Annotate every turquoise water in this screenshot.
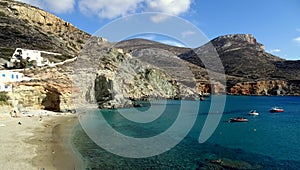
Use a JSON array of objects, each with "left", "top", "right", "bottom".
[{"left": 72, "top": 96, "right": 300, "bottom": 169}]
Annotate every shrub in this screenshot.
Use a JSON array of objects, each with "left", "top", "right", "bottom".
[
  {"left": 77, "top": 39, "right": 84, "bottom": 44},
  {"left": 0, "top": 92, "right": 9, "bottom": 104},
  {"left": 0, "top": 2, "right": 8, "bottom": 6},
  {"left": 0, "top": 11, "right": 6, "bottom": 17}
]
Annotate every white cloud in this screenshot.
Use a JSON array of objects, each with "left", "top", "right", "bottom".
[
  {"left": 181, "top": 31, "right": 195, "bottom": 38},
  {"left": 146, "top": 0, "right": 192, "bottom": 22},
  {"left": 269, "top": 49, "right": 281, "bottom": 53},
  {"left": 18, "top": 0, "right": 75, "bottom": 13},
  {"left": 19, "top": 0, "right": 192, "bottom": 21},
  {"left": 150, "top": 14, "right": 170, "bottom": 23},
  {"left": 78, "top": 0, "right": 192, "bottom": 21},
  {"left": 146, "top": 0, "right": 191, "bottom": 15},
  {"left": 293, "top": 37, "right": 300, "bottom": 44},
  {"left": 79, "top": 0, "right": 144, "bottom": 19}
]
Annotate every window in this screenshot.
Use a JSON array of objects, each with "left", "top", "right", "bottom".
[
  {"left": 16, "top": 75, "right": 18, "bottom": 79},
  {"left": 11, "top": 74, "right": 14, "bottom": 79},
  {"left": 2, "top": 74, "right": 5, "bottom": 77},
  {"left": 5, "top": 85, "right": 9, "bottom": 89}
]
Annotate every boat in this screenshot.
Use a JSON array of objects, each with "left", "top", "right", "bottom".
[
  {"left": 269, "top": 107, "right": 284, "bottom": 113},
  {"left": 228, "top": 117, "right": 248, "bottom": 122},
  {"left": 248, "top": 110, "right": 259, "bottom": 116}
]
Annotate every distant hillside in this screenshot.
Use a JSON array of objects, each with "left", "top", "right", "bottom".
[
  {"left": 115, "top": 38, "right": 190, "bottom": 55},
  {"left": 0, "top": 0, "right": 90, "bottom": 61},
  {"left": 180, "top": 34, "right": 300, "bottom": 84},
  {"left": 115, "top": 38, "right": 212, "bottom": 92},
  {"left": 117, "top": 34, "right": 300, "bottom": 95}
]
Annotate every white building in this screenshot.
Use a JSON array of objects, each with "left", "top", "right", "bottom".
[
  {"left": 0, "top": 82, "right": 12, "bottom": 92},
  {"left": 0, "top": 70, "right": 31, "bottom": 92},
  {"left": 8, "top": 48, "right": 62, "bottom": 67}
]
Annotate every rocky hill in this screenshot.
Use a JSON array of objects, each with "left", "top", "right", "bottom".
[
  {"left": 75, "top": 39, "right": 199, "bottom": 109},
  {"left": 0, "top": 0, "right": 90, "bottom": 61},
  {"left": 117, "top": 34, "right": 300, "bottom": 95},
  {"left": 1, "top": 0, "right": 300, "bottom": 112},
  {"left": 0, "top": 0, "right": 91, "bottom": 111},
  {"left": 183, "top": 34, "right": 300, "bottom": 95}
]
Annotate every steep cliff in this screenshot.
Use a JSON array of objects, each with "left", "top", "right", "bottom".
[
  {"left": 0, "top": 0, "right": 90, "bottom": 60},
  {"left": 8, "top": 68, "right": 75, "bottom": 112},
  {"left": 75, "top": 41, "right": 199, "bottom": 109}
]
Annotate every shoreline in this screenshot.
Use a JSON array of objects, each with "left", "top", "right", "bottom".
[
  {"left": 50, "top": 116, "right": 85, "bottom": 170},
  {"left": 0, "top": 110, "right": 85, "bottom": 170}
]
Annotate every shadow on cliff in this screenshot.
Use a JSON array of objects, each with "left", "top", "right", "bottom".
[{"left": 42, "top": 90, "right": 61, "bottom": 112}]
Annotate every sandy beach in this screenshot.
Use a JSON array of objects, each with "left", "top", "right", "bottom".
[{"left": 0, "top": 109, "right": 85, "bottom": 170}]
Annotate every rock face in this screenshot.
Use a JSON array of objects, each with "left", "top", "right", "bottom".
[
  {"left": 211, "top": 34, "right": 265, "bottom": 52},
  {"left": 177, "top": 34, "right": 300, "bottom": 94},
  {"left": 8, "top": 81, "right": 74, "bottom": 112},
  {"left": 75, "top": 42, "right": 199, "bottom": 109},
  {"left": 229, "top": 80, "right": 288, "bottom": 95},
  {"left": 0, "top": 0, "right": 90, "bottom": 60}
]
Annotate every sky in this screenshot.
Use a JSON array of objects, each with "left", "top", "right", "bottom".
[{"left": 17, "top": 0, "right": 300, "bottom": 60}]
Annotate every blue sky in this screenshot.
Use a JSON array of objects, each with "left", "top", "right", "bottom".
[{"left": 18, "top": 0, "right": 300, "bottom": 60}]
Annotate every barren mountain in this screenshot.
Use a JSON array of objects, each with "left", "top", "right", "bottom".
[{"left": 117, "top": 34, "right": 300, "bottom": 95}]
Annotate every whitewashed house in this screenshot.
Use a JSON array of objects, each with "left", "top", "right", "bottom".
[
  {"left": 0, "top": 70, "right": 31, "bottom": 92},
  {"left": 0, "top": 82, "right": 12, "bottom": 92},
  {"left": 8, "top": 48, "right": 62, "bottom": 67}
]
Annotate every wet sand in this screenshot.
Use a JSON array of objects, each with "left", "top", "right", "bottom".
[{"left": 0, "top": 112, "right": 85, "bottom": 170}]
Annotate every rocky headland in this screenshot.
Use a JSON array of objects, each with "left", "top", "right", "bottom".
[{"left": 75, "top": 40, "right": 199, "bottom": 109}]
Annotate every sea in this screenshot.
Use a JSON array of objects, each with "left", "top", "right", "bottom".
[{"left": 71, "top": 96, "right": 300, "bottom": 169}]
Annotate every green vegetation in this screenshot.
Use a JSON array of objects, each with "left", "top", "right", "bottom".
[
  {"left": 0, "top": 11, "right": 6, "bottom": 17},
  {"left": 77, "top": 39, "right": 84, "bottom": 44},
  {"left": 0, "top": 92, "right": 9, "bottom": 105},
  {"left": 0, "top": 1, "right": 9, "bottom": 6},
  {"left": 0, "top": 48, "right": 14, "bottom": 60},
  {"left": 43, "top": 53, "right": 74, "bottom": 63},
  {"left": 12, "top": 58, "right": 37, "bottom": 69},
  {"left": 56, "top": 54, "right": 73, "bottom": 60}
]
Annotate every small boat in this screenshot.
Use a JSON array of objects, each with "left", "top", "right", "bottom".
[
  {"left": 248, "top": 110, "right": 259, "bottom": 116},
  {"left": 269, "top": 107, "right": 284, "bottom": 113},
  {"left": 228, "top": 117, "right": 248, "bottom": 122}
]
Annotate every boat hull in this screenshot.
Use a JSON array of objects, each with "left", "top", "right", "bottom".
[
  {"left": 270, "top": 110, "right": 284, "bottom": 113},
  {"left": 229, "top": 118, "right": 248, "bottom": 122}
]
